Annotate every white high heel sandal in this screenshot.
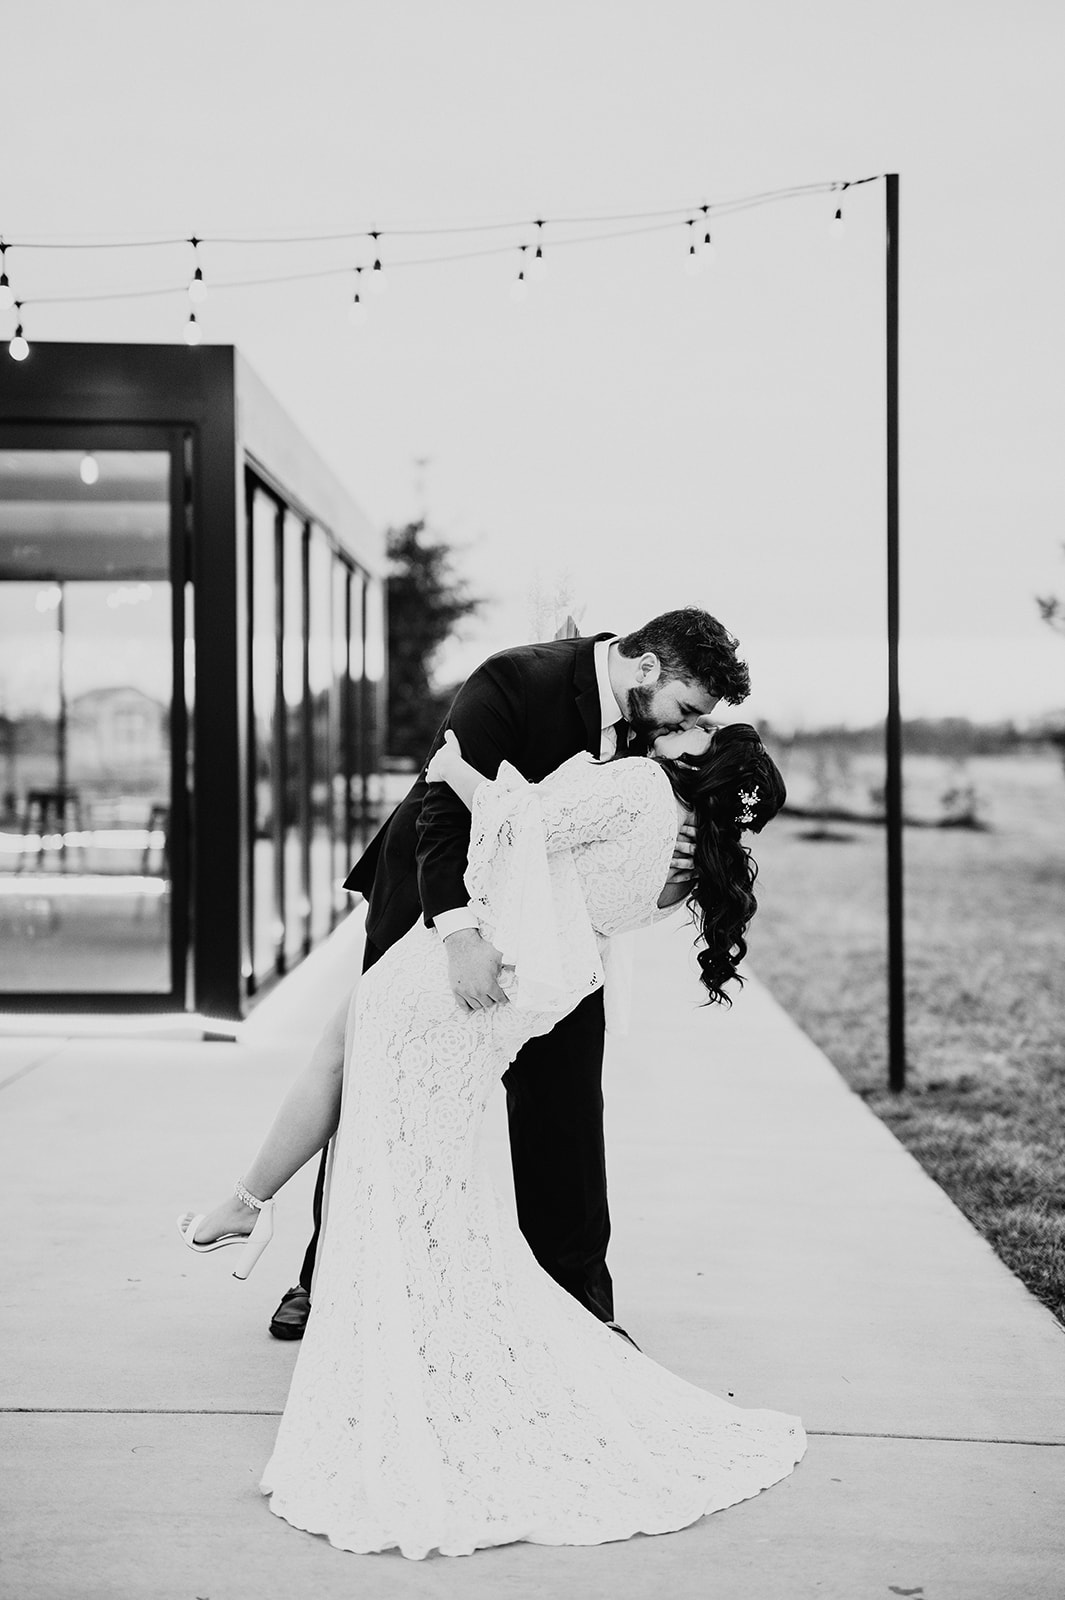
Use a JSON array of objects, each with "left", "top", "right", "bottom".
[{"left": 177, "top": 1179, "right": 275, "bottom": 1279}]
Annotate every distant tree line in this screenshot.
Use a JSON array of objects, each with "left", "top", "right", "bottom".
[{"left": 763, "top": 718, "right": 1057, "bottom": 760}]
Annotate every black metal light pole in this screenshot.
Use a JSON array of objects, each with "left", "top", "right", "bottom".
[{"left": 885, "top": 173, "right": 905, "bottom": 1092}]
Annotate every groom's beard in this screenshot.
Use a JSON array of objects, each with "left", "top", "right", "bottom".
[{"left": 626, "top": 684, "right": 663, "bottom": 742}]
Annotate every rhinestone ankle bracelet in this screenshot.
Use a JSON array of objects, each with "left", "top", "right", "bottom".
[{"left": 234, "top": 1178, "right": 266, "bottom": 1211}]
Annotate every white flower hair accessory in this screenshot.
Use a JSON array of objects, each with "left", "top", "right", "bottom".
[{"left": 737, "top": 785, "right": 760, "bottom": 829}]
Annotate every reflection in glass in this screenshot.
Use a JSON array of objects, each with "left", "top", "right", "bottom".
[
  {"left": 282, "top": 510, "right": 307, "bottom": 968},
  {"left": 308, "top": 527, "right": 333, "bottom": 943},
  {"left": 250, "top": 488, "right": 280, "bottom": 986},
  {"left": 0, "top": 449, "right": 172, "bottom": 992},
  {"left": 348, "top": 570, "right": 367, "bottom": 848},
  {"left": 331, "top": 562, "right": 350, "bottom": 912}
]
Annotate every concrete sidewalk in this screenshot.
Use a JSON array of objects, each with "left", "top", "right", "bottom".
[{"left": 2, "top": 909, "right": 1064, "bottom": 1599}]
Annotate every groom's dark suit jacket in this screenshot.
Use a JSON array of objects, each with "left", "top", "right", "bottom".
[{"left": 344, "top": 632, "right": 615, "bottom": 954}]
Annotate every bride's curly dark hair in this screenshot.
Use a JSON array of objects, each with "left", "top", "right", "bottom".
[{"left": 659, "top": 723, "right": 786, "bottom": 1005}]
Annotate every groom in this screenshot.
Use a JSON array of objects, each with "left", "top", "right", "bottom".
[{"left": 269, "top": 606, "right": 750, "bottom": 1340}]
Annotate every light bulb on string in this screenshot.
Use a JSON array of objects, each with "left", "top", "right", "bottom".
[
  {"left": 348, "top": 266, "right": 367, "bottom": 325},
  {"left": 684, "top": 220, "right": 703, "bottom": 277},
  {"left": 0, "top": 244, "right": 13, "bottom": 312},
  {"left": 183, "top": 310, "right": 202, "bottom": 347},
  {"left": 697, "top": 204, "right": 715, "bottom": 265},
  {"left": 830, "top": 205, "right": 845, "bottom": 239},
  {"left": 9, "top": 305, "right": 28, "bottom": 361},
  {"left": 187, "top": 237, "right": 208, "bottom": 303},
  {"left": 509, "top": 245, "right": 531, "bottom": 302},
  {"left": 529, "top": 221, "right": 547, "bottom": 280},
  {"left": 367, "top": 232, "right": 387, "bottom": 295},
  {"left": 79, "top": 454, "right": 100, "bottom": 486}
]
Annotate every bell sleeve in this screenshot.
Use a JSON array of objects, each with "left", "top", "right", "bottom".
[{"left": 464, "top": 761, "right": 603, "bottom": 1011}]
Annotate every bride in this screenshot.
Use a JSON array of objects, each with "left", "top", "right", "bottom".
[{"left": 178, "top": 720, "right": 805, "bottom": 1559}]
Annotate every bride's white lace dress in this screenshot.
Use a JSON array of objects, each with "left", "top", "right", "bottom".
[{"left": 260, "top": 753, "right": 805, "bottom": 1558}]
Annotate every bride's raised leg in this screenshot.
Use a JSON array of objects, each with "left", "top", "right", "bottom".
[{"left": 181, "top": 989, "right": 352, "bottom": 1248}]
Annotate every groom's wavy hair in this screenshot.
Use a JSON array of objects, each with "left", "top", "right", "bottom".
[
  {"left": 661, "top": 724, "right": 786, "bottom": 1006},
  {"left": 616, "top": 607, "right": 750, "bottom": 705}
]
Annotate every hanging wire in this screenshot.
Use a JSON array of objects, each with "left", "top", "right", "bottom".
[
  {"left": 3, "top": 175, "right": 882, "bottom": 252},
  {"left": 3, "top": 175, "right": 885, "bottom": 327}
]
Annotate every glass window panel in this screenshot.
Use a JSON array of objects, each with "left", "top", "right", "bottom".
[
  {"left": 307, "top": 527, "right": 332, "bottom": 944},
  {"left": 250, "top": 487, "right": 280, "bottom": 986},
  {"left": 282, "top": 511, "right": 307, "bottom": 967},
  {"left": 0, "top": 448, "right": 172, "bottom": 993}
]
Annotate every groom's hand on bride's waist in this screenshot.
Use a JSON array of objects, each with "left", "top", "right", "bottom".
[
  {"left": 657, "top": 822, "right": 698, "bottom": 909},
  {"left": 442, "top": 927, "right": 509, "bottom": 1012}
]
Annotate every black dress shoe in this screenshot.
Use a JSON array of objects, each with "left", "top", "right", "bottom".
[
  {"left": 269, "top": 1285, "right": 311, "bottom": 1340},
  {"left": 606, "top": 1321, "right": 641, "bottom": 1351}
]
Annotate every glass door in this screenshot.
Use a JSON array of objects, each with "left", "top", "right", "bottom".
[{"left": 0, "top": 437, "right": 186, "bottom": 1003}]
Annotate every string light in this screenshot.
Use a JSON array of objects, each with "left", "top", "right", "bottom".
[
  {"left": 188, "top": 237, "right": 208, "bottom": 303},
  {"left": 348, "top": 265, "right": 366, "bottom": 325},
  {"left": 1, "top": 175, "right": 881, "bottom": 347},
  {"left": 4, "top": 179, "right": 879, "bottom": 253},
  {"left": 0, "top": 244, "right": 13, "bottom": 312},
  {"left": 697, "top": 204, "right": 715, "bottom": 265},
  {"left": 9, "top": 304, "right": 29, "bottom": 361},
  {"left": 79, "top": 453, "right": 100, "bottom": 485},
  {"left": 829, "top": 178, "right": 852, "bottom": 238},
  {"left": 529, "top": 220, "right": 547, "bottom": 280},
  {"left": 684, "top": 219, "right": 703, "bottom": 276},
  {"left": 505, "top": 243, "right": 527, "bottom": 302},
  {"left": 368, "top": 232, "right": 387, "bottom": 295}
]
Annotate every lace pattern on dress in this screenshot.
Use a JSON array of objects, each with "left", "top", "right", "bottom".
[{"left": 465, "top": 754, "right": 679, "bottom": 1016}]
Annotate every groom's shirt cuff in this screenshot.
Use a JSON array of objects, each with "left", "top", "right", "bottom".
[{"left": 434, "top": 906, "right": 479, "bottom": 940}]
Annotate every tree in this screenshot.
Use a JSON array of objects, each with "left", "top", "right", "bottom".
[
  {"left": 385, "top": 520, "right": 483, "bottom": 762},
  {"left": 1036, "top": 543, "right": 1065, "bottom": 635},
  {"left": 1035, "top": 544, "right": 1065, "bottom": 772}
]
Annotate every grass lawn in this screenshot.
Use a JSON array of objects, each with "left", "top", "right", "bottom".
[{"left": 747, "top": 748, "right": 1065, "bottom": 1326}]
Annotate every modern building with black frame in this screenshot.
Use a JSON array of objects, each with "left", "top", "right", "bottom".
[{"left": 0, "top": 343, "right": 385, "bottom": 1019}]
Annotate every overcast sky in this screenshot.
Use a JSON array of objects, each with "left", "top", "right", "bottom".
[{"left": 3, "top": 0, "right": 1063, "bottom": 727}]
